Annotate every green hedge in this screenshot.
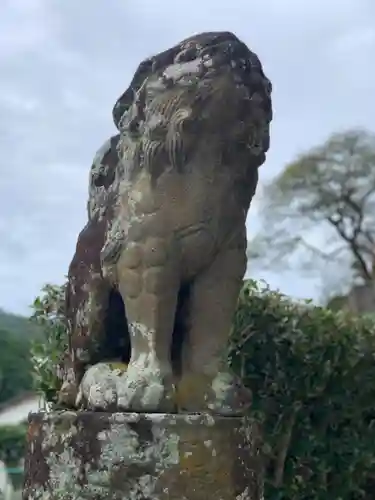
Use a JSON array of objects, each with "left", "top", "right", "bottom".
[
  {"left": 31, "top": 280, "right": 375, "bottom": 499},
  {"left": 0, "top": 424, "right": 26, "bottom": 489},
  {"left": 0, "top": 425, "right": 27, "bottom": 467},
  {"left": 229, "top": 280, "right": 375, "bottom": 500}
]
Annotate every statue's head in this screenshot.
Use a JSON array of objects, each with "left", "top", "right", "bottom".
[{"left": 113, "top": 32, "right": 272, "bottom": 181}]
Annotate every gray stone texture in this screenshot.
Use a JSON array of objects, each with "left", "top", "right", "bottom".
[{"left": 23, "top": 411, "right": 263, "bottom": 500}]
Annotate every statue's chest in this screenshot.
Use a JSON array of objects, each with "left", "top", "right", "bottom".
[
  {"left": 120, "top": 169, "right": 244, "bottom": 231},
  {"left": 115, "top": 173, "right": 245, "bottom": 279}
]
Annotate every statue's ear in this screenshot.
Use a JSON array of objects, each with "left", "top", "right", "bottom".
[
  {"left": 112, "top": 43, "right": 188, "bottom": 131},
  {"left": 112, "top": 59, "right": 154, "bottom": 130}
]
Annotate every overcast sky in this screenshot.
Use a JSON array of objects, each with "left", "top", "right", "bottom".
[{"left": 1, "top": 0, "right": 374, "bottom": 314}]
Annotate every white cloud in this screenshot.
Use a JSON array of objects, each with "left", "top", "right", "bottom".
[
  {"left": 0, "top": 0, "right": 56, "bottom": 56},
  {"left": 333, "top": 26, "right": 375, "bottom": 53}
]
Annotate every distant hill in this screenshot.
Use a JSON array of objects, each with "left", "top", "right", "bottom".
[
  {"left": 0, "top": 310, "right": 42, "bottom": 404},
  {"left": 0, "top": 309, "right": 42, "bottom": 340}
]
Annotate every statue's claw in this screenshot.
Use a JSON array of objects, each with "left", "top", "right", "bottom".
[
  {"left": 76, "top": 360, "right": 176, "bottom": 413},
  {"left": 117, "top": 359, "right": 176, "bottom": 413}
]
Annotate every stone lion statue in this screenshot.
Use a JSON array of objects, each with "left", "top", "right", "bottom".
[{"left": 58, "top": 31, "right": 272, "bottom": 414}]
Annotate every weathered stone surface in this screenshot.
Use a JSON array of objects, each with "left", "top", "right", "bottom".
[
  {"left": 23, "top": 411, "right": 263, "bottom": 500},
  {"left": 58, "top": 30, "right": 273, "bottom": 415}
]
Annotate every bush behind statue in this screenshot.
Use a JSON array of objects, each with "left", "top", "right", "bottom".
[
  {"left": 30, "top": 284, "right": 67, "bottom": 406},
  {"left": 30, "top": 280, "right": 375, "bottom": 499},
  {"left": 229, "top": 280, "right": 375, "bottom": 499},
  {"left": 0, "top": 424, "right": 27, "bottom": 489}
]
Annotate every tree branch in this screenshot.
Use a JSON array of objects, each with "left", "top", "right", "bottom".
[
  {"left": 273, "top": 407, "right": 299, "bottom": 487},
  {"left": 327, "top": 214, "right": 372, "bottom": 281}
]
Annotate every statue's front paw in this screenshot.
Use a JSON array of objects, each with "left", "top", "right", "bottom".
[
  {"left": 117, "top": 359, "right": 176, "bottom": 412},
  {"left": 77, "top": 362, "right": 128, "bottom": 411}
]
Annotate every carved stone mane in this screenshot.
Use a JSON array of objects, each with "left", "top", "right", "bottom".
[{"left": 111, "top": 31, "right": 271, "bottom": 185}]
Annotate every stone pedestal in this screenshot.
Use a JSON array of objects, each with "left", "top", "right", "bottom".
[{"left": 23, "top": 411, "right": 263, "bottom": 500}]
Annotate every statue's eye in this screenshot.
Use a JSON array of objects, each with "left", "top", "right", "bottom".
[{"left": 129, "top": 119, "right": 140, "bottom": 136}]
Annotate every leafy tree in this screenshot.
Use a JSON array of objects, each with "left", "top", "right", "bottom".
[
  {"left": 0, "top": 310, "right": 42, "bottom": 340},
  {"left": 0, "top": 424, "right": 27, "bottom": 467},
  {"left": 0, "top": 330, "right": 33, "bottom": 404},
  {"left": 249, "top": 129, "right": 375, "bottom": 295},
  {"left": 0, "top": 305, "right": 43, "bottom": 404},
  {"left": 0, "top": 424, "right": 27, "bottom": 489}
]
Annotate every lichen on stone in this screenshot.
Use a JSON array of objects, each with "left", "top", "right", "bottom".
[{"left": 24, "top": 411, "right": 262, "bottom": 500}]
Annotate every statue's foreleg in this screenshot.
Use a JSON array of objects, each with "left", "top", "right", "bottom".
[
  {"left": 115, "top": 236, "right": 179, "bottom": 412},
  {"left": 177, "top": 240, "right": 252, "bottom": 415}
]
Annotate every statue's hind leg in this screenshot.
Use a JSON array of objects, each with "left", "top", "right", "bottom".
[
  {"left": 116, "top": 237, "right": 179, "bottom": 412},
  {"left": 177, "top": 244, "right": 252, "bottom": 415},
  {"left": 58, "top": 274, "right": 111, "bottom": 408},
  {"left": 58, "top": 218, "right": 113, "bottom": 408}
]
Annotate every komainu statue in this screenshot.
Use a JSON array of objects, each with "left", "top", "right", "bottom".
[{"left": 58, "top": 31, "right": 272, "bottom": 414}]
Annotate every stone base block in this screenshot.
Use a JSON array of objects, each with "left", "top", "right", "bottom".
[{"left": 23, "top": 411, "right": 263, "bottom": 500}]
